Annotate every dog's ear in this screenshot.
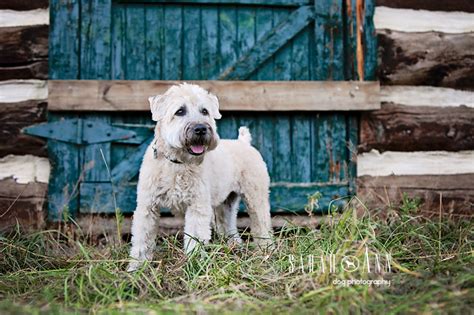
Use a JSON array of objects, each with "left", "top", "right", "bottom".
[
  {"left": 149, "top": 95, "right": 164, "bottom": 121},
  {"left": 208, "top": 93, "right": 222, "bottom": 120}
]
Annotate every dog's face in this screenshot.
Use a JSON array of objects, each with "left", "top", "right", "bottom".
[{"left": 149, "top": 83, "right": 221, "bottom": 157}]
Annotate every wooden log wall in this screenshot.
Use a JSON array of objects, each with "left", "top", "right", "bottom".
[
  {"left": 358, "top": 1, "right": 474, "bottom": 215},
  {"left": 1, "top": 0, "right": 472, "bottom": 233},
  {"left": 0, "top": 2, "right": 49, "bottom": 231}
]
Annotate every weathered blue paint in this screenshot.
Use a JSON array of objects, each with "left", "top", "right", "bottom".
[
  {"left": 110, "top": 136, "right": 154, "bottom": 184},
  {"left": 49, "top": 0, "right": 80, "bottom": 79},
  {"left": 43, "top": 0, "right": 377, "bottom": 219},
  {"left": 217, "top": 6, "right": 314, "bottom": 80}
]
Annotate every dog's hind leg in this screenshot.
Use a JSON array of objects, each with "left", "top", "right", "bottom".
[
  {"left": 241, "top": 183, "right": 273, "bottom": 248},
  {"left": 214, "top": 192, "right": 242, "bottom": 245}
]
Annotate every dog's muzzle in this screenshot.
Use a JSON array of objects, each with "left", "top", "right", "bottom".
[{"left": 185, "top": 123, "right": 214, "bottom": 156}]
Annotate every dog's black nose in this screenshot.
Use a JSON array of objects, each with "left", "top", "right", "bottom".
[{"left": 193, "top": 124, "right": 207, "bottom": 136}]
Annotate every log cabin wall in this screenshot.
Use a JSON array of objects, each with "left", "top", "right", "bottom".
[
  {"left": 0, "top": 1, "right": 49, "bottom": 231},
  {"left": 0, "top": 0, "right": 472, "bottom": 232},
  {"left": 358, "top": 0, "right": 474, "bottom": 215}
]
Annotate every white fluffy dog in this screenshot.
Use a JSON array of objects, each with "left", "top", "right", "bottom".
[{"left": 128, "top": 83, "right": 273, "bottom": 271}]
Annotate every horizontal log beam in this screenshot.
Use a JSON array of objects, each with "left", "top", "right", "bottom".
[
  {"left": 380, "top": 86, "right": 474, "bottom": 108},
  {"left": 0, "top": 9, "right": 49, "bottom": 27},
  {"left": 376, "top": 0, "right": 474, "bottom": 13},
  {"left": 357, "top": 174, "right": 474, "bottom": 215},
  {"left": 0, "top": 155, "right": 50, "bottom": 184},
  {"left": 0, "top": 80, "right": 47, "bottom": 103},
  {"left": 357, "top": 150, "right": 474, "bottom": 177},
  {"left": 48, "top": 80, "right": 380, "bottom": 111},
  {"left": 360, "top": 104, "right": 474, "bottom": 153},
  {"left": 0, "top": 61, "right": 48, "bottom": 81},
  {"left": 374, "top": 7, "right": 474, "bottom": 33},
  {"left": 0, "top": 0, "right": 48, "bottom": 11},
  {"left": 0, "top": 100, "right": 47, "bottom": 157},
  {"left": 0, "top": 25, "right": 48, "bottom": 65},
  {"left": 378, "top": 31, "right": 474, "bottom": 91},
  {"left": 0, "top": 178, "right": 47, "bottom": 232}
]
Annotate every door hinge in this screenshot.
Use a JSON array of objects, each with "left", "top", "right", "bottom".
[{"left": 23, "top": 118, "right": 138, "bottom": 145}]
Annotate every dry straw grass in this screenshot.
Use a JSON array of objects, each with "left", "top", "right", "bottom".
[{"left": 0, "top": 195, "right": 472, "bottom": 314}]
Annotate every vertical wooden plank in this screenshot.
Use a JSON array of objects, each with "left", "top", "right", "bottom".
[
  {"left": 290, "top": 22, "right": 311, "bottom": 183},
  {"left": 249, "top": 8, "right": 274, "bottom": 176},
  {"left": 345, "top": 0, "right": 376, "bottom": 193},
  {"left": 329, "top": 113, "right": 347, "bottom": 182},
  {"left": 257, "top": 114, "right": 274, "bottom": 179},
  {"left": 291, "top": 28, "right": 310, "bottom": 80},
  {"left": 145, "top": 5, "right": 164, "bottom": 80},
  {"left": 82, "top": 115, "right": 112, "bottom": 182},
  {"left": 125, "top": 4, "right": 146, "bottom": 79},
  {"left": 272, "top": 8, "right": 293, "bottom": 80},
  {"left": 47, "top": 113, "right": 80, "bottom": 221},
  {"left": 347, "top": 115, "right": 358, "bottom": 194},
  {"left": 80, "top": 0, "right": 112, "bottom": 79},
  {"left": 49, "top": 1, "right": 81, "bottom": 220},
  {"left": 252, "top": 7, "right": 274, "bottom": 80},
  {"left": 163, "top": 5, "right": 183, "bottom": 79},
  {"left": 313, "top": 0, "right": 344, "bottom": 80},
  {"left": 291, "top": 115, "right": 311, "bottom": 182},
  {"left": 79, "top": 1, "right": 113, "bottom": 213},
  {"left": 111, "top": 4, "right": 126, "bottom": 79},
  {"left": 363, "top": 0, "right": 377, "bottom": 80},
  {"left": 201, "top": 6, "right": 219, "bottom": 79},
  {"left": 219, "top": 5, "right": 238, "bottom": 74},
  {"left": 311, "top": 114, "right": 330, "bottom": 183},
  {"left": 49, "top": 0, "right": 80, "bottom": 79},
  {"left": 347, "top": 0, "right": 376, "bottom": 80},
  {"left": 234, "top": 6, "right": 257, "bottom": 159},
  {"left": 273, "top": 115, "right": 291, "bottom": 182},
  {"left": 237, "top": 7, "right": 256, "bottom": 63},
  {"left": 271, "top": 9, "right": 292, "bottom": 183},
  {"left": 183, "top": 6, "right": 201, "bottom": 79},
  {"left": 345, "top": 0, "right": 357, "bottom": 79}
]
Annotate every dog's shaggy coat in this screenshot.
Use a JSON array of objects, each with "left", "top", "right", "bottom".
[{"left": 128, "top": 83, "right": 272, "bottom": 271}]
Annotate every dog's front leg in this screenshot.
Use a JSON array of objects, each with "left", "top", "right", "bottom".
[
  {"left": 183, "top": 204, "right": 213, "bottom": 255},
  {"left": 128, "top": 194, "right": 160, "bottom": 272}
]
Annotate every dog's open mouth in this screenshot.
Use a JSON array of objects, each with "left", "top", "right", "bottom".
[{"left": 188, "top": 144, "right": 206, "bottom": 156}]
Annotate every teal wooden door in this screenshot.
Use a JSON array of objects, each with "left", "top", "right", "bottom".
[{"left": 36, "top": 0, "right": 376, "bottom": 220}]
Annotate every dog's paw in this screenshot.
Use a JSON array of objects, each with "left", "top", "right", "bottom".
[
  {"left": 254, "top": 237, "right": 274, "bottom": 251},
  {"left": 227, "top": 235, "right": 243, "bottom": 247},
  {"left": 127, "top": 260, "right": 142, "bottom": 272}
]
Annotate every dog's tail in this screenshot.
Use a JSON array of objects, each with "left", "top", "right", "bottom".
[{"left": 238, "top": 126, "right": 252, "bottom": 145}]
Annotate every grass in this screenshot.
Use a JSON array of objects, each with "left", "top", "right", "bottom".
[{"left": 0, "top": 197, "right": 473, "bottom": 314}]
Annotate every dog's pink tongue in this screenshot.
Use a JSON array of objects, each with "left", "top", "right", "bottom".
[{"left": 190, "top": 145, "right": 205, "bottom": 154}]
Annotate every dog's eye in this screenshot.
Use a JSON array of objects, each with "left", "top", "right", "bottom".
[
  {"left": 201, "top": 108, "right": 209, "bottom": 116},
  {"left": 175, "top": 107, "right": 186, "bottom": 116}
]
